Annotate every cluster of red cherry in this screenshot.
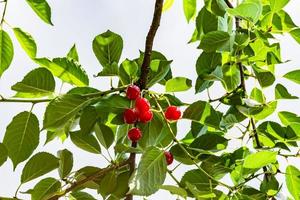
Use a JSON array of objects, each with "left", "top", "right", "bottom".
[{"left": 123, "top": 85, "right": 181, "bottom": 165}]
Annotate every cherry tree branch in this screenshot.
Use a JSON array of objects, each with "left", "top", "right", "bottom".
[{"left": 126, "top": 1, "right": 164, "bottom": 200}]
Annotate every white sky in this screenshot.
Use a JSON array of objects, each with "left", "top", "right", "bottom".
[{"left": 1, "top": 0, "right": 300, "bottom": 199}]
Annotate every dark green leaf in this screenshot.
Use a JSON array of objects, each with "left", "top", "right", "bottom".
[
  {"left": 253, "top": 66, "right": 275, "bottom": 88},
  {"left": 57, "top": 149, "right": 73, "bottom": 179},
  {"left": 180, "top": 169, "right": 217, "bottom": 191},
  {"left": 0, "top": 143, "right": 8, "bottom": 167},
  {"left": 70, "top": 191, "right": 97, "bottom": 200},
  {"left": 95, "top": 122, "right": 115, "bottom": 149},
  {"left": 98, "top": 170, "right": 117, "bottom": 198},
  {"left": 190, "top": 133, "right": 228, "bottom": 151},
  {"left": 204, "top": 0, "right": 228, "bottom": 16},
  {"left": 3, "top": 112, "right": 39, "bottom": 169},
  {"left": 290, "top": 28, "right": 300, "bottom": 45},
  {"left": 31, "top": 178, "right": 61, "bottom": 200},
  {"left": 275, "top": 84, "right": 298, "bottom": 99},
  {"left": 129, "top": 146, "right": 167, "bottom": 196},
  {"left": 94, "top": 94, "right": 130, "bottom": 114},
  {"left": 199, "top": 31, "right": 232, "bottom": 52},
  {"left": 160, "top": 185, "right": 187, "bottom": 198},
  {"left": 70, "top": 131, "right": 101, "bottom": 154},
  {"left": 21, "top": 152, "right": 59, "bottom": 183}
]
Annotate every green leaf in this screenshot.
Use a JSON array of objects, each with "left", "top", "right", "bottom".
[
  {"left": 222, "top": 64, "right": 241, "bottom": 92},
  {"left": 290, "top": 28, "right": 300, "bottom": 45},
  {"left": 286, "top": 165, "right": 300, "bottom": 200},
  {"left": 160, "top": 185, "right": 187, "bottom": 198},
  {"left": 119, "top": 59, "right": 138, "bottom": 85},
  {"left": 35, "top": 57, "right": 89, "bottom": 86},
  {"left": 204, "top": 0, "right": 228, "bottom": 16},
  {"left": 284, "top": 69, "right": 300, "bottom": 85},
  {"left": 70, "top": 191, "right": 97, "bottom": 200},
  {"left": 260, "top": 175, "right": 279, "bottom": 196},
  {"left": 0, "top": 143, "right": 8, "bottom": 167},
  {"left": 94, "top": 94, "right": 130, "bottom": 114},
  {"left": 278, "top": 111, "right": 300, "bottom": 126},
  {"left": 67, "top": 44, "right": 79, "bottom": 61},
  {"left": 21, "top": 152, "right": 59, "bottom": 183},
  {"left": 0, "top": 30, "right": 14, "bottom": 78},
  {"left": 270, "top": 0, "right": 290, "bottom": 12},
  {"left": 199, "top": 31, "right": 232, "bottom": 52},
  {"left": 93, "top": 30, "right": 123, "bottom": 76},
  {"left": 183, "top": 100, "right": 222, "bottom": 129},
  {"left": 196, "top": 52, "right": 222, "bottom": 77},
  {"left": 183, "top": 0, "right": 197, "bottom": 22},
  {"left": 11, "top": 68, "right": 55, "bottom": 98},
  {"left": 98, "top": 170, "right": 117, "bottom": 198},
  {"left": 70, "top": 131, "right": 101, "bottom": 154},
  {"left": 147, "top": 59, "right": 172, "bottom": 87},
  {"left": 26, "top": 0, "right": 53, "bottom": 25},
  {"left": 95, "top": 122, "right": 115, "bottom": 149},
  {"left": 226, "top": 0, "right": 262, "bottom": 23},
  {"left": 57, "top": 149, "right": 73, "bottom": 179},
  {"left": 13, "top": 27, "right": 37, "bottom": 58},
  {"left": 165, "top": 77, "right": 192, "bottom": 92},
  {"left": 250, "top": 87, "right": 266, "bottom": 103},
  {"left": 190, "top": 133, "right": 228, "bottom": 151},
  {"left": 253, "top": 66, "right": 275, "bottom": 88},
  {"left": 185, "top": 182, "right": 217, "bottom": 199},
  {"left": 79, "top": 106, "right": 100, "bottom": 135},
  {"left": 3, "top": 112, "right": 39, "bottom": 169},
  {"left": 31, "top": 178, "right": 61, "bottom": 200},
  {"left": 43, "top": 94, "right": 91, "bottom": 130},
  {"left": 243, "top": 151, "right": 277, "bottom": 169},
  {"left": 163, "top": 0, "right": 175, "bottom": 12},
  {"left": 180, "top": 169, "right": 217, "bottom": 191},
  {"left": 275, "top": 84, "right": 298, "bottom": 100},
  {"left": 129, "top": 146, "right": 167, "bottom": 196}
]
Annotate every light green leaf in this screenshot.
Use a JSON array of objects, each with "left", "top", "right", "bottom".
[
  {"left": 183, "top": 100, "right": 222, "bottom": 129},
  {"left": 31, "top": 178, "right": 61, "bottom": 200},
  {"left": 0, "top": 30, "right": 14, "bottom": 77},
  {"left": 275, "top": 84, "right": 298, "bottom": 100},
  {"left": 160, "top": 185, "right": 187, "bottom": 198},
  {"left": 222, "top": 64, "right": 241, "bottom": 92},
  {"left": 70, "top": 191, "right": 96, "bottom": 200},
  {"left": 67, "top": 44, "right": 79, "bottom": 62},
  {"left": 93, "top": 30, "right": 123, "bottom": 76},
  {"left": 284, "top": 69, "right": 300, "bottom": 85},
  {"left": 226, "top": 0, "right": 262, "bottom": 23},
  {"left": 290, "top": 28, "right": 300, "bottom": 45},
  {"left": 0, "top": 143, "right": 8, "bottom": 167},
  {"left": 183, "top": 0, "right": 197, "bottom": 22},
  {"left": 129, "top": 146, "right": 167, "bottom": 196},
  {"left": 13, "top": 27, "right": 37, "bottom": 58},
  {"left": 35, "top": 57, "right": 89, "bottom": 86},
  {"left": 11, "top": 68, "right": 55, "bottom": 98},
  {"left": 21, "top": 152, "right": 59, "bottom": 183},
  {"left": 278, "top": 111, "right": 300, "bottom": 126},
  {"left": 286, "top": 165, "right": 300, "bottom": 200},
  {"left": 199, "top": 31, "right": 231, "bottom": 52},
  {"left": 43, "top": 94, "right": 91, "bottom": 130},
  {"left": 95, "top": 122, "right": 114, "bottom": 149},
  {"left": 180, "top": 169, "right": 217, "bottom": 191},
  {"left": 243, "top": 151, "right": 277, "bottom": 169},
  {"left": 163, "top": 0, "right": 175, "bottom": 12},
  {"left": 26, "top": 0, "right": 52, "bottom": 25},
  {"left": 3, "top": 112, "right": 39, "bottom": 169},
  {"left": 270, "top": 0, "right": 290, "bottom": 12},
  {"left": 70, "top": 131, "right": 101, "bottom": 154},
  {"left": 165, "top": 77, "right": 192, "bottom": 92},
  {"left": 250, "top": 87, "right": 266, "bottom": 103},
  {"left": 57, "top": 149, "right": 73, "bottom": 179}
]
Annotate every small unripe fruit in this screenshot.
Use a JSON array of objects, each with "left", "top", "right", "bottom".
[
  {"left": 128, "top": 127, "right": 142, "bottom": 142},
  {"left": 126, "top": 85, "right": 140, "bottom": 100},
  {"left": 138, "top": 110, "right": 153, "bottom": 123},
  {"left": 165, "top": 106, "right": 181, "bottom": 121},
  {"left": 164, "top": 151, "right": 174, "bottom": 165},
  {"left": 123, "top": 109, "right": 138, "bottom": 124},
  {"left": 135, "top": 97, "right": 151, "bottom": 113}
]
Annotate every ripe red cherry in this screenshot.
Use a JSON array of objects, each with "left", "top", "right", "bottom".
[
  {"left": 138, "top": 110, "right": 153, "bottom": 123},
  {"left": 164, "top": 151, "right": 174, "bottom": 165},
  {"left": 165, "top": 106, "right": 181, "bottom": 121},
  {"left": 135, "top": 97, "right": 151, "bottom": 113},
  {"left": 127, "top": 127, "right": 142, "bottom": 142},
  {"left": 123, "top": 109, "right": 138, "bottom": 124},
  {"left": 126, "top": 85, "right": 140, "bottom": 100}
]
